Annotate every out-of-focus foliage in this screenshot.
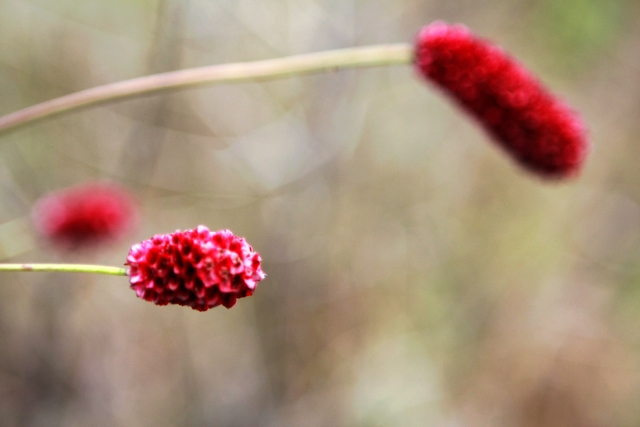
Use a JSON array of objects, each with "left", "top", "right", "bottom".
[
  {"left": 1, "top": 0, "right": 639, "bottom": 426},
  {"left": 533, "top": 0, "right": 628, "bottom": 57}
]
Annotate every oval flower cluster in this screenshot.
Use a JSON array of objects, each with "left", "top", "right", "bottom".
[
  {"left": 33, "top": 182, "right": 137, "bottom": 249},
  {"left": 126, "top": 226, "right": 265, "bottom": 311},
  {"left": 414, "top": 22, "right": 588, "bottom": 178}
]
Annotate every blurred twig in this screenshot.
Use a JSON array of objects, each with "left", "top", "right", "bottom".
[{"left": 0, "top": 44, "right": 412, "bottom": 136}]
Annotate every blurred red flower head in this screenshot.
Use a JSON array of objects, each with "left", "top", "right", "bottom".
[
  {"left": 126, "top": 226, "right": 265, "bottom": 311},
  {"left": 33, "top": 182, "right": 137, "bottom": 249},
  {"left": 414, "top": 22, "right": 589, "bottom": 178}
]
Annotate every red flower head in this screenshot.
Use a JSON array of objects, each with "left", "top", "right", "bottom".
[
  {"left": 414, "top": 22, "right": 588, "bottom": 178},
  {"left": 126, "top": 226, "right": 265, "bottom": 311},
  {"left": 33, "top": 182, "right": 137, "bottom": 249}
]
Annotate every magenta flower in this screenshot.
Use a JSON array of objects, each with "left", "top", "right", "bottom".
[
  {"left": 414, "top": 22, "right": 588, "bottom": 178},
  {"left": 126, "top": 226, "right": 265, "bottom": 311},
  {"left": 33, "top": 182, "right": 137, "bottom": 249}
]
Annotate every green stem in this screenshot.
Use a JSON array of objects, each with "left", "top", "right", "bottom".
[
  {"left": 0, "top": 263, "right": 128, "bottom": 276},
  {"left": 0, "top": 43, "right": 413, "bottom": 135}
]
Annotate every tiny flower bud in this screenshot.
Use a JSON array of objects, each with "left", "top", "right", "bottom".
[
  {"left": 33, "top": 182, "right": 137, "bottom": 249},
  {"left": 414, "top": 22, "right": 589, "bottom": 178},
  {"left": 126, "top": 226, "right": 265, "bottom": 311}
]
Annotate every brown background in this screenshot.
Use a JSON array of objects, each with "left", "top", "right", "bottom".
[{"left": 0, "top": 0, "right": 639, "bottom": 426}]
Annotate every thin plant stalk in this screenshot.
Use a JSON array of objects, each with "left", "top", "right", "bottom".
[
  {"left": 0, "top": 44, "right": 413, "bottom": 135},
  {"left": 0, "top": 263, "right": 127, "bottom": 276}
]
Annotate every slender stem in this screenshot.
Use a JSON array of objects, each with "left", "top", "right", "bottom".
[
  {"left": 0, "top": 43, "right": 413, "bottom": 135},
  {"left": 0, "top": 263, "right": 128, "bottom": 276}
]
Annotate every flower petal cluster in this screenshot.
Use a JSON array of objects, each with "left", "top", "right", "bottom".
[
  {"left": 126, "top": 226, "right": 265, "bottom": 311},
  {"left": 33, "top": 182, "right": 137, "bottom": 249},
  {"left": 414, "top": 22, "right": 588, "bottom": 178}
]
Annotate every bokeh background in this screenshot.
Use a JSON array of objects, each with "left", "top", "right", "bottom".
[{"left": 1, "top": 0, "right": 640, "bottom": 425}]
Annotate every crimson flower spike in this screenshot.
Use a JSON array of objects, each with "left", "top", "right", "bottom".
[
  {"left": 126, "top": 226, "right": 266, "bottom": 311},
  {"left": 414, "top": 22, "right": 589, "bottom": 178},
  {"left": 33, "top": 182, "right": 138, "bottom": 249}
]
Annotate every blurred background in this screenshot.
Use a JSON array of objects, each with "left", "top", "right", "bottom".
[{"left": 1, "top": 0, "right": 640, "bottom": 425}]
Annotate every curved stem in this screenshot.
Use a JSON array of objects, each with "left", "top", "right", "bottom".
[
  {"left": 0, "top": 263, "right": 127, "bottom": 276},
  {"left": 0, "top": 43, "right": 413, "bottom": 135}
]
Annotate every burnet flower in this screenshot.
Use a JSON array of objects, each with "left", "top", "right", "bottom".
[
  {"left": 414, "top": 22, "right": 588, "bottom": 178},
  {"left": 33, "top": 182, "right": 137, "bottom": 249},
  {"left": 126, "top": 226, "right": 265, "bottom": 311}
]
